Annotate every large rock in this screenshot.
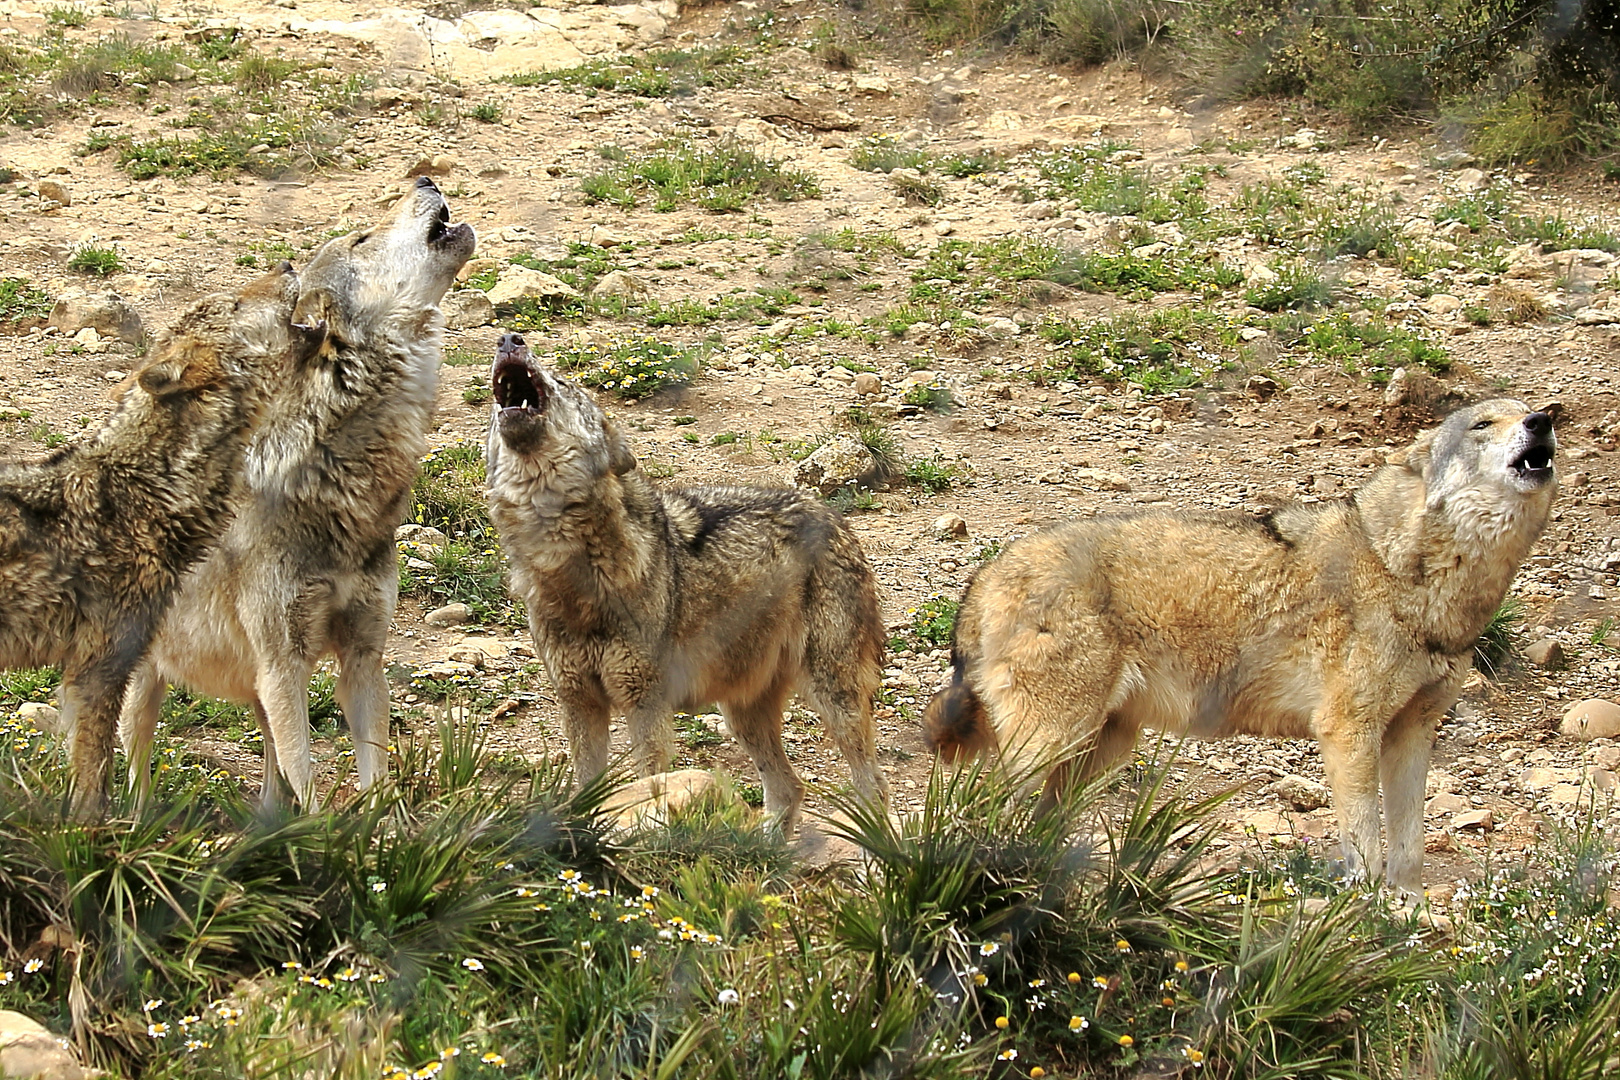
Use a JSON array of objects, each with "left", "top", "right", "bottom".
[
  {"left": 603, "top": 769, "right": 719, "bottom": 830},
  {"left": 424, "top": 602, "right": 473, "bottom": 628},
  {"left": 441, "top": 289, "right": 494, "bottom": 330},
  {"left": 486, "top": 265, "right": 580, "bottom": 308},
  {"left": 47, "top": 290, "right": 143, "bottom": 344},
  {"left": 793, "top": 435, "right": 877, "bottom": 494},
  {"left": 1561, "top": 698, "right": 1620, "bottom": 740},
  {"left": 1265, "top": 774, "right": 1331, "bottom": 811},
  {"left": 1523, "top": 638, "right": 1565, "bottom": 670},
  {"left": 589, "top": 270, "right": 653, "bottom": 302},
  {"left": 0, "top": 1011, "right": 83, "bottom": 1080}
]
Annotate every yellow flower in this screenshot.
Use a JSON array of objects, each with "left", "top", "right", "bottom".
[
  {"left": 1118, "top": 1035, "right": 1134, "bottom": 1048},
  {"left": 1093, "top": 976, "right": 1110, "bottom": 989},
  {"left": 1067, "top": 971, "right": 1082, "bottom": 985},
  {"left": 1175, "top": 959, "right": 1189, "bottom": 972},
  {"left": 480, "top": 1051, "right": 507, "bottom": 1067},
  {"left": 1185, "top": 1047, "right": 1206, "bottom": 1067},
  {"left": 1069, "top": 1015, "right": 1089, "bottom": 1031},
  {"left": 1115, "top": 939, "right": 1132, "bottom": 953},
  {"left": 995, "top": 1016, "right": 1010, "bottom": 1030},
  {"left": 1031, "top": 1069, "right": 1047, "bottom": 1078}
]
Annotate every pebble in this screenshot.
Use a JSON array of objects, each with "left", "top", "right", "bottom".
[
  {"left": 1523, "top": 638, "right": 1565, "bottom": 670},
  {"left": 852, "top": 372, "right": 882, "bottom": 396},
  {"left": 17, "top": 702, "right": 59, "bottom": 733},
  {"left": 933, "top": 513, "right": 968, "bottom": 540},
  {"left": 1453, "top": 808, "right": 1494, "bottom": 832},
  {"left": 425, "top": 603, "right": 474, "bottom": 628}
]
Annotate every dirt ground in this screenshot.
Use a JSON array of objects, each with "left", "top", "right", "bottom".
[{"left": 1, "top": 0, "right": 1618, "bottom": 901}]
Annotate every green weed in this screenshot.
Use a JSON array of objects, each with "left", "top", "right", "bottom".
[
  {"left": 1474, "top": 596, "right": 1524, "bottom": 675},
  {"left": 67, "top": 241, "right": 123, "bottom": 276},
  {"left": 552, "top": 338, "right": 702, "bottom": 400},
  {"left": 0, "top": 278, "right": 53, "bottom": 326},
  {"left": 582, "top": 140, "right": 819, "bottom": 212}
]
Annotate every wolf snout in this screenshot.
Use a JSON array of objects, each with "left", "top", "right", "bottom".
[
  {"left": 413, "top": 176, "right": 440, "bottom": 193},
  {"left": 1523, "top": 411, "right": 1553, "bottom": 438}
]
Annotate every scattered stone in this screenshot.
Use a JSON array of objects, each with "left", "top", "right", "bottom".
[
  {"left": 396, "top": 524, "right": 449, "bottom": 552},
  {"left": 440, "top": 289, "right": 494, "bottom": 330},
  {"left": 1561, "top": 698, "right": 1620, "bottom": 740},
  {"left": 1382, "top": 366, "right": 1447, "bottom": 411},
  {"left": 793, "top": 435, "right": 877, "bottom": 495},
  {"left": 933, "top": 513, "right": 968, "bottom": 540},
  {"left": 424, "top": 603, "right": 474, "bottom": 628},
  {"left": 486, "top": 265, "right": 580, "bottom": 308},
  {"left": 35, "top": 180, "right": 69, "bottom": 206},
  {"left": 1454, "top": 167, "right": 1490, "bottom": 192},
  {"left": 1245, "top": 374, "right": 1278, "bottom": 401},
  {"left": 1522, "top": 638, "right": 1565, "bottom": 670},
  {"left": 1072, "top": 467, "right": 1132, "bottom": 492},
  {"left": 1266, "top": 774, "right": 1331, "bottom": 811},
  {"left": 589, "top": 270, "right": 653, "bottom": 302},
  {"left": 0, "top": 1011, "right": 82, "bottom": 1080},
  {"left": 447, "top": 647, "right": 486, "bottom": 669},
  {"left": 1574, "top": 307, "right": 1619, "bottom": 326},
  {"left": 17, "top": 702, "right": 59, "bottom": 734},
  {"left": 47, "top": 290, "right": 143, "bottom": 344},
  {"left": 852, "top": 372, "right": 882, "bottom": 396},
  {"left": 403, "top": 154, "right": 456, "bottom": 178},
  {"left": 1519, "top": 766, "right": 1560, "bottom": 791},
  {"left": 602, "top": 769, "right": 719, "bottom": 830},
  {"left": 1421, "top": 293, "right": 1462, "bottom": 315},
  {"left": 1453, "top": 808, "right": 1493, "bottom": 832},
  {"left": 852, "top": 75, "right": 891, "bottom": 95},
  {"left": 1425, "top": 792, "right": 1469, "bottom": 816},
  {"left": 1240, "top": 808, "right": 1293, "bottom": 836}
]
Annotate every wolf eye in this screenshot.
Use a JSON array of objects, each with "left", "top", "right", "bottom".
[{"left": 1470, "top": 420, "right": 1492, "bottom": 430}]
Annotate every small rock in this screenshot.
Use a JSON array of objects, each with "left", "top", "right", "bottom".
[
  {"left": 589, "top": 270, "right": 653, "bottom": 302},
  {"left": 170, "top": 63, "right": 195, "bottom": 82},
  {"left": 1594, "top": 746, "right": 1620, "bottom": 770},
  {"left": 1383, "top": 365, "right": 1445, "bottom": 410},
  {"left": 1523, "top": 638, "right": 1565, "bottom": 670},
  {"left": 1240, "top": 809, "right": 1293, "bottom": 836},
  {"left": 395, "top": 523, "right": 449, "bottom": 552},
  {"left": 1073, "top": 467, "right": 1131, "bottom": 492},
  {"left": 1245, "top": 374, "right": 1278, "bottom": 401},
  {"left": 17, "top": 702, "right": 59, "bottom": 733},
  {"left": 1265, "top": 774, "right": 1331, "bottom": 811},
  {"left": 406, "top": 155, "right": 456, "bottom": 178},
  {"left": 1588, "top": 766, "right": 1617, "bottom": 791},
  {"left": 486, "top": 265, "right": 581, "bottom": 308},
  {"left": 793, "top": 435, "right": 877, "bottom": 495},
  {"left": 1453, "top": 808, "right": 1494, "bottom": 832},
  {"left": 852, "top": 372, "right": 882, "bottom": 396},
  {"left": 1422, "top": 293, "right": 1462, "bottom": 315},
  {"left": 424, "top": 603, "right": 473, "bottom": 628},
  {"left": 1561, "top": 698, "right": 1620, "bottom": 740},
  {"left": 36, "top": 180, "right": 69, "bottom": 206},
  {"left": 370, "top": 86, "right": 408, "bottom": 108},
  {"left": 47, "top": 290, "right": 143, "bottom": 344},
  {"left": 602, "top": 769, "right": 720, "bottom": 830},
  {"left": 933, "top": 513, "right": 968, "bottom": 540},
  {"left": 1574, "top": 307, "right": 1619, "bottom": 326},
  {"left": 0, "top": 1010, "right": 83, "bottom": 1080},
  {"left": 1455, "top": 167, "right": 1490, "bottom": 192},
  {"left": 1425, "top": 792, "right": 1469, "bottom": 816},
  {"left": 1519, "top": 766, "right": 1559, "bottom": 791},
  {"left": 852, "top": 75, "right": 891, "bottom": 96},
  {"left": 447, "top": 648, "right": 486, "bottom": 670},
  {"left": 440, "top": 289, "right": 493, "bottom": 330}
]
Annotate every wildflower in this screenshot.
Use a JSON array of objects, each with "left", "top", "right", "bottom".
[
  {"left": 440, "top": 1047, "right": 461, "bottom": 1058},
  {"left": 411, "top": 1062, "right": 443, "bottom": 1079},
  {"left": 148, "top": 1023, "right": 169, "bottom": 1038},
  {"left": 1175, "top": 959, "right": 1189, "bottom": 972},
  {"left": 1185, "top": 1047, "right": 1206, "bottom": 1068},
  {"left": 995, "top": 1016, "right": 1010, "bottom": 1030},
  {"left": 629, "top": 946, "right": 645, "bottom": 962},
  {"left": 180, "top": 1015, "right": 200, "bottom": 1028},
  {"left": 143, "top": 998, "right": 164, "bottom": 1012},
  {"left": 314, "top": 977, "right": 334, "bottom": 989},
  {"left": 1162, "top": 996, "right": 1176, "bottom": 1008},
  {"left": 184, "top": 1039, "right": 211, "bottom": 1052},
  {"left": 372, "top": 882, "right": 388, "bottom": 893},
  {"left": 559, "top": 869, "right": 581, "bottom": 882},
  {"left": 979, "top": 942, "right": 1001, "bottom": 957},
  {"left": 282, "top": 960, "right": 302, "bottom": 970},
  {"left": 717, "top": 988, "right": 741, "bottom": 1006},
  {"left": 1069, "top": 1016, "right": 1089, "bottom": 1031},
  {"left": 1031, "top": 1070, "right": 1046, "bottom": 1079},
  {"left": 642, "top": 885, "right": 660, "bottom": 899},
  {"left": 1118, "top": 1035, "right": 1134, "bottom": 1048},
  {"left": 534, "top": 903, "right": 551, "bottom": 912},
  {"left": 368, "top": 973, "right": 388, "bottom": 984},
  {"left": 0, "top": 971, "right": 11, "bottom": 986},
  {"left": 973, "top": 972, "right": 988, "bottom": 986},
  {"left": 337, "top": 967, "right": 361, "bottom": 982},
  {"left": 462, "top": 958, "right": 485, "bottom": 972},
  {"left": 480, "top": 1052, "right": 507, "bottom": 1067},
  {"left": 1116, "top": 939, "right": 1132, "bottom": 953},
  {"left": 997, "top": 1048, "right": 1019, "bottom": 1061},
  {"left": 1067, "top": 972, "right": 1082, "bottom": 985},
  {"left": 1028, "top": 978, "right": 1046, "bottom": 989},
  {"left": 1093, "top": 976, "right": 1109, "bottom": 989}
]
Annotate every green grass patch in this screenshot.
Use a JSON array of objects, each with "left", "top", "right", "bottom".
[
  {"left": 1290, "top": 312, "right": 1451, "bottom": 382},
  {"left": 1244, "top": 261, "right": 1335, "bottom": 312},
  {"left": 498, "top": 45, "right": 751, "bottom": 97},
  {"left": 407, "top": 442, "right": 493, "bottom": 541},
  {"left": 1474, "top": 596, "right": 1524, "bottom": 675},
  {"left": 582, "top": 140, "right": 819, "bottom": 212},
  {"left": 892, "top": 593, "right": 959, "bottom": 651},
  {"left": 552, "top": 338, "right": 702, "bottom": 400},
  {"left": 67, "top": 241, "right": 123, "bottom": 277},
  {"left": 88, "top": 113, "right": 336, "bottom": 181},
  {"left": 1036, "top": 309, "right": 1235, "bottom": 392},
  {"left": 0, "top": 278, "right": 53, "bottom": 326}
]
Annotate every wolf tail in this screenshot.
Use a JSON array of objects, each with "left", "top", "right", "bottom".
[{"left": 923, "top": 652, "right": 995, "bottom": 762}]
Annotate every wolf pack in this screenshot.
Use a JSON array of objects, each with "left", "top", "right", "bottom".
[{"left": 0, "top": 181, "right": 1559, "bottom": 897}]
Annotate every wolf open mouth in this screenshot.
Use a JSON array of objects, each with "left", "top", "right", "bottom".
[
  {"left": 1510, "top": 443, "right": 1554, "bottom": 480},
  {"left": 493, "top": 336, "right": 545, "bottom": 420}
]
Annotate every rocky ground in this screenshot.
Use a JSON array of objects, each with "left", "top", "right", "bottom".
[{"left": 0, "top": 0, "right": 1618, "bottom": 903}]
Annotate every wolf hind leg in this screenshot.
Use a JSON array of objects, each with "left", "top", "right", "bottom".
[
  {"left": 799, "top": 668, "right": 889, "bottom": 811},
  {"left": 557, "top": 684, "right": 612, "bottom": 790}
]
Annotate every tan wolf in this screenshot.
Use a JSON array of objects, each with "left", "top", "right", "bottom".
[
  {"left": 118, "top": 178, "right": 476, "bottom": 807},
  {"left": 484, "top": 333, "right": 891, "bottom": 832},
  {"left": 1, "top": 264, "right": 315, "bottom": 813},
  {"left": 924, "top": 399, "right": 1557, "bottom": 894}
]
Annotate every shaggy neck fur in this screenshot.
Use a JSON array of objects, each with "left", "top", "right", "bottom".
[{"left": 1355, "top": 463, "right": 1551, "bottom": 655}]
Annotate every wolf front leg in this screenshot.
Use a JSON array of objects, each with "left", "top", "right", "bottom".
[
  {"left": 1380, "top": 675, "right": 1459, "bottom": 897},
  {"left": 1316, "top": 698, "right": 1387, "bottom": 886},
  {"left": 66, "top": 659, "right": 139, "bottom": 818}
]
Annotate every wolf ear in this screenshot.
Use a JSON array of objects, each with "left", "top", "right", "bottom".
[
  {"left": 291, "top": 290, "right": 336, "bottom": 343},
  {"left": 137, "top": 346, "right": 222, "bottom": 399},
  {"left": 602, "top": 419, "right": 638, "bottom": 475},
  {"left": 291, "top": 318, "right": 328, "bottom": 362}
]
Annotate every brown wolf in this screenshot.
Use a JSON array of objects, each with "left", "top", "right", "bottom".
[
  {"left": 484, "top": 333, "right": 891, "bottom": 832},
  {"left": 118, "top": 179, "right": 476, "bottom": 807},
  {"left": 924, "top": 399, "right": 1557, "bottom": 894},
  {"left": 0, "top": 264, "right": 314, "bottom": 813}
]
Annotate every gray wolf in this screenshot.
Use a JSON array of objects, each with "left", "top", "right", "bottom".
[
  {"left": 924, "top": 399, "right": 1557, "bottom": 894},
  {"left": 0, "top": 263, "right": 315, "bottom": 813},
  {"left": 118, "top": 178, "right": 476, "bottom": 807},
  {"left": 484, "top": 333, "right": 891, "bottom": 832}
]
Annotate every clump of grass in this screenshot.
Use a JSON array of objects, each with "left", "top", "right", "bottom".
[
  {"left": 233, "top": 52, "right": 301, "bottom": 93},
  {"left": 89, "top": 113, "right": 336, "bottom": 181},
  {"left": 67, "top": 240, "right": 123, "bottom": 276},
  {"left": 400, "top": 538, "right": 523, "bottom": 629},
  {"left": 905, "top": 454, "right": 961, "bottom": 492},
  {"left": 51, "top": 35, "right": 188, "bottom": 96},
  {"left": 0, "top": 278, "right": 53, "bottom": 326},
  {"left": 44, "top": 5, "right": 89, "bottom": 28},
  {"left": 1487, "top": 283, "right": 1548, "bottom": 324},
  {"left": 1244, "top": 262, "right": 1334, "bottom": 312},
  {"left": 582, "top": 140, "right": 819, "bottom": 212},
  {"left": 407, "top": 442, "right": 492, "bottom": 540},
  {"left": 468, "top": 101, "right": 502, "bottom": 123},
  {"left": 1474, "top": 596, "right": 1524, "bottom": 675},
  {"left": 902, "top": 381, "right": 953, "bottom": 412},
  {"left": 850, "top": 135, "right": 931, "bottom": 174},
  {"left": 1037, "top": 308, "right": 1231, "bottom": 392},
  {"left": 891, "top": 170, "right": 944, "bottom": 207},
  {"left": 499, "top": 46, "right": 751, "bottom": 98},
  {"left": 552, "top": 337, "right": 702, "bottom": 399},
  {"left": 893, "top": 594, "right": 960, "bottom": 651},
  {"left": 1293, "top": 312, "right": 1450, "bottom": 382}
]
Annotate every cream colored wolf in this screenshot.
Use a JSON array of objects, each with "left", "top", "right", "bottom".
[
  {"left": 118, "top": 179, "right": 476, "bottom": 807},
  {"left": 925, "top": 399, "right": 1557, "bottom": 894},
  {"left": 484, "top": 334, "right": 890, "bottom": 832}
]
